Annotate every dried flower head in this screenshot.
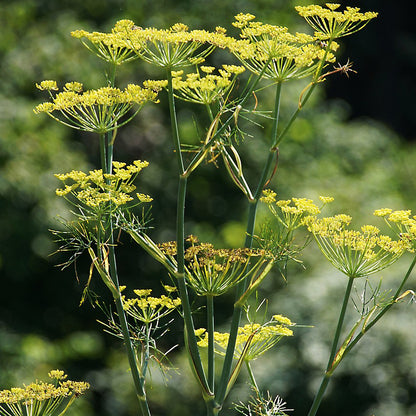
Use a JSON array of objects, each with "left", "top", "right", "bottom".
[{"left": 159, "top": 238, "right": 274, "bottom": 296}]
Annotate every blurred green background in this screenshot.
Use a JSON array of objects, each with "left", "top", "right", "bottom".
[{"left": 1, "top": 1, "right": 415, "bottom": 416}]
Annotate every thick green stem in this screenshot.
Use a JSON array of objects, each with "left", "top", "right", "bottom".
[
  {"left": 307, "top": 276, "right": 354, "bottom": 416},
  {"left": 167, "top": 70, "right": 185, "bottom": 174},
  {"left": 207, "top": 295, "right": 215, "bottom": 393},
  {"left": 99, "top": 134, "right": 107, "bottom": 172},
  {"left": 215, "top": 82, "right": 282, "bottom": 405},
  {"left": 166, "top": 69, "right": 210, "bottom": 396}
]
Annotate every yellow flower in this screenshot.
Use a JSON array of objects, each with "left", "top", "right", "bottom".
[
  {"left": 54, "top": 160, "right": 152, "bottom": 210},
  {"left": 0, "top": 371, "right": 89, "bottom": 416},
  {"left": 194, "top": 328, "right": 206, "bottom": 337},
  {"left": 295, "top": 4, "right": 378, "bottom": 40},
  {"left": 71, "top": 20, "right": 138, "bottom": 65},
  {"left": 308, "top": 215, "right": 406, "bottom": 278},
  {"left": 373, "top": 208, "right": 393, "bottom": 217},
  {"left": 47, "top": 370, "right": 67, "bottom": 380},
  {"left": 35, "top": 82, "right": 159, "bottom": 133},
  {"left": 260, "top": 189, "right": 277, "bottom": 204},
  {"left": 183, "top": 240, "right": 273, "bottom": 296},
  {"left": 64, "top": 82, "right": 83, "bottom": 92},
  {"left": 36, "top": 80, "right": 58, "bottom": 91},
  {"left": 196, "top": 316, "right": 294, "bottom": 361},
  {"left": 171, "top": 65, "right": 245, "bottom": 105},
  {"left": 319, "top": 195, "right": 334, "bottom": 204},
  {"left": 98, "top": 21, "right": 235, "bottom": 69},
  {"left": 388, "top": 210, "right": 412, "bottom": 223},
  {"left": 122, "top": 289, "right": 181, "bottom": 323},
  {"left": 261, "top": 192, "right": 322, "bottom": 230},
  {"left": 374, "top": 208, "right": 416, "bottom": 252},
  {"left": 163, "top": 285, "right": 177, "bottom": 293},
  {"left": 272, "top": 314, "right": 294, "bottom": 326},
  {"left": 229, "top": 13, "right": 337, "bottom": 82},
  {"left": 134, "top": 289, "right": 153, "bottom": 297}
]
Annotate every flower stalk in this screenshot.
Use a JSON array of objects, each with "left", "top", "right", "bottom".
[
  {"left": 307, "top": 276, "right": 354, "bottom": 416},
  {"left": 167, "top": 68, "right": 211, "bottom": 397}
]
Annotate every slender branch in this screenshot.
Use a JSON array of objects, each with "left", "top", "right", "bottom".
[
  {"left": 307, "top": 276, "right": 354, "bottom": 416},
  {"left": 98, "top": 131, "right": 151, "bottom": 416},
  {"left": 97, "top": 62, "right": 152, "bottom": 416},
  {"left": 246, "top": 361, "right": 259, "bottom": 393}
]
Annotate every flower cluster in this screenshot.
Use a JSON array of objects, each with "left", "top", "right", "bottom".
[
  {"left": 73, "top": 19, "right": 234, "bottom": 70},
  {"left": 171, "top": 65, "right": 245, "bottom": 105},
  {"left": 55, "top": 160, "right": 152, "bottom": 209},
  {"left": 261, "top": 190, "right": 330, "bottom": 230},
  {"left": 374, "top": 208, "right": 416, "bottom": 252},
  {"left": 307, "top": 214, "right": 407, "bottom": 278},
  {"left": 229, "top": 13, "right": 338, "bottom": 82},
  {"left": 122, "top": 288, "right": 181, "bottom": 324},
  {"left": 0, "top": 371, "right": 89, "bottom": 416},
  {"left": 196, "top": 314, "right": 294, "bottom": 361},
  {"left": 159, "top": 236, "right": 274, "bottom": 296},
  {"left": 295, "top": 3, "right": 378, "bottom": 40},
  {"left": 71, "top": 19, "right": 138, "bottom": 65},
  {"left": 34, "top": 81, "right": 158, "bottom": 133},
  {"left": 127, "top": 23, "right": 233, "bottom": 68}
]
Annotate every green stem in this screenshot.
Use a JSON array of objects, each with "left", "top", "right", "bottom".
[
  {"left": 167, "top": 69, "right": 211, "bottom": 396},
  {"left": 215, "top": 82, "right": 282, "bottom": 406},
  {"left": 142, "top": 322, "right": 151, "bottom": 379},
  {"left": 307, "top": 276, "right": 354, "bottom": 416},
  {"left": 207, "top": 295, "right": 215, "bottom": 393},
  {"left": 245, "top": 361, "right": 259, "bottom": 393},
  {"left": 99, "top": 59, "right": 151, "bottom": 412},
  {"left": 112, "top": 264, "right": 152, "bottom": 416},
  {"left": 167, "top": 70, "right": 185, "bottom": 174},
  {"left": 98, "top": 129, "right": 151, "bottom": 416},
  {"left": 205, "top": 103, "right": 214, "bottom": 123},
  {"left": 99, "top": 134, "right": 107, "bottom": 173}
]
